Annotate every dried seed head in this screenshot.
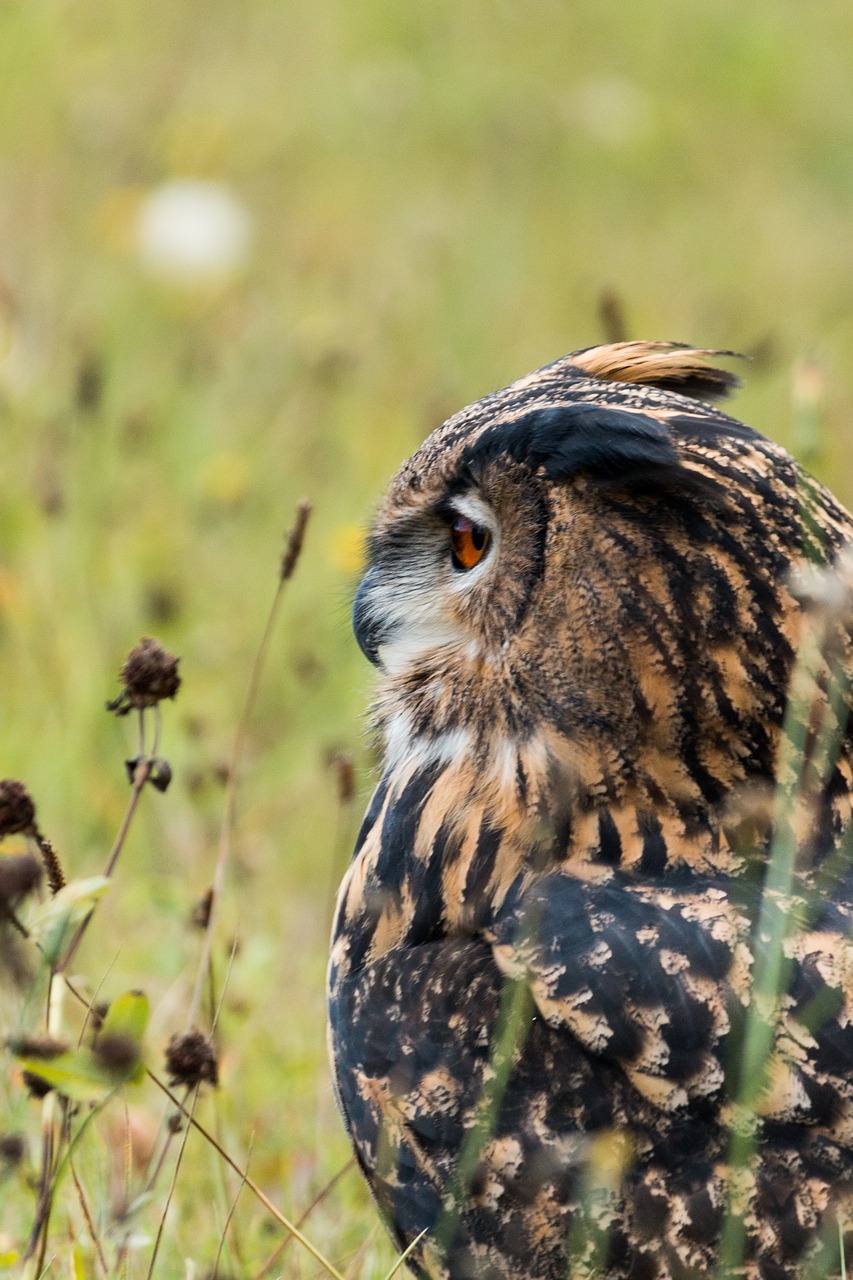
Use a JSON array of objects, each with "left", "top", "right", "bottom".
[
  {"left": 150, "top": 759, "right": 173, "bottom": 792},
  {"left": 108, "top": 637, "right": 181, "bottom": 715},
  {"left": 329, "top": 753, "right": 355, "bottom": 804},
  {"left": 0, "top": 780, "right": 36, "bottom": 838},
  {"left": 9, "top": 1034, "right": 69, "bottom": 1059},
  {"left": 95, "top": 1032, "right": 140, "bottom": 1073},
  {"left": 11, "top": 1035, "right": 69, "bottom": 1098},
  {"left": 0, "top": 1133, "right": 25, "bottom": 1166},
  {"left": 190, "top": 887, "right": 214, "bottom": 931},
  {"left": 76, "top": 353, "right": 103, "bottom": 414},
  {"left": 22, "top": 1071, "right": 54, "bottom": 1099},
  {"left": 598, "top": 288, "right": 627, "bottom": 345},
  {"left": 165, "top": 1029, "right": 219, "bottom": 1089},
  {"left": 89, "top": 1002, "right": 109, "bottom": 1032},
  {"left": 280, "top": 499, "right": 312, "bottom": 581},
  {"left": 32, "top": 832, "right": 65, "bottom": 895},
  {"left": 0, "top": 930, "right": 34, "bottom": 988},
  {"left": 0, "top": 854, "right": 42, "bottom": 909}
]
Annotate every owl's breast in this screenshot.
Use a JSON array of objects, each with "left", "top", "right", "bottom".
[{"left": 328, "top": 736, "right": 756, "bottom": 1005}]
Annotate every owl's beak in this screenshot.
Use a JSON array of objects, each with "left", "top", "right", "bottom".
[{"left": 352, "top": 568, "right": 387, "bottom": 667}]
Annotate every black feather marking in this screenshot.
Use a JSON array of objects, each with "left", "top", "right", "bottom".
[
  {"left": 638, "top": 811, "right": 668, "bottom": 876},
  {"left": 597, "top": 809, "right": 623, "bottom": 866},
  {"left": 373, "top": 762, "right": 443, "bottom": 902},
  {"left": 461, "top": 818, "right": 503, "bottom": 929},
  {"left": 668, "top": 411, "right": 762, "bottom": 446},
  {"left": 460, "top": 403, "right": 680, "bottom": 486}
]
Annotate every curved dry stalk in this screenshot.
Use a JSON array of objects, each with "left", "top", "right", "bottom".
[
  {"left": 211, "top": 1132, "right": 254, "bottom": 1280},
  {"left": 57, "top": 757, "right": 153, "bottom": 974},
  {"left": 185, "top": 500, "right": 311, "bottom": 1031},
  {"left": 145, "top": 1085, "right": 200, "bottom": 1280},
  {"left": 69, "top": 1157, "right": 109, "bottom": 1279},
  {"left": 251, "top": 1159, "right": 356, "bottom": 1280},
  {"left": 146, "top": 1068, "right": 346, "bottom": 1280}
]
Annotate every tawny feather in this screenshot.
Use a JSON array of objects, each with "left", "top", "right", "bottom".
[{"left": 571, "top": 340, "right": 741, "bottom": 401}]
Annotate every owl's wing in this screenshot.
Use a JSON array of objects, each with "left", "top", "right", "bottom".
[{"left": 488, "top": 869, "right": 853, "bottom": 1123}]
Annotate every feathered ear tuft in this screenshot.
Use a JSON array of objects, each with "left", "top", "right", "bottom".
[
  {"left": 462, "top": 403, "right": 680, "bottom": 487},
  {"left": 571, "top": 341, "right": 742, "bottom": 402}
]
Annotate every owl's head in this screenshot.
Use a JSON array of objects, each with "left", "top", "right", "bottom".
[{"left": 353, "top": 343, "right": 851, "bottom": 827}]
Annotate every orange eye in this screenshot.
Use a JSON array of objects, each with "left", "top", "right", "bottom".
[{"left": 450, "top": 515, "right": 491, "bottom": 571}]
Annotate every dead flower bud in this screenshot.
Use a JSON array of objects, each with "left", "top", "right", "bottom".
[
  {"left": 22, "top": 1072, "right": 54, "bottom": 1099},
  {"left": 107, "top": 637, "right": 181, "bottom": 715},
  {"left": 165, "top": 1029, "right": 219, "bottom": 1089},
  {"left": 0, "top": 780, "right": 36, "bottom": 839},
  {"left": 89, "top": 1002, "right": 109, "bottom": 1032},
  {"left": 32, "top": 832, "right": 65, "bottom": 895},
  {"left": 9, "top": 1034, "right": 69, "bottom": 1059},
  {"left": 0, "top": 854, "right": 42, "bottom": 909},
  {"left": 329, "top": 753, "right": 355, "bottom": 804},
  {"left": 190, "top": 887, "right": 214, "bottom": 930},
  {"left": 150, "top": 759, "right": 173, "bottom": 793},
  {"left": 13, "top": 1034, "right": 68, "bottom": 1095},
  {"left": 124, "top": 755, "right": 144, "bottom": 784},
  {"left": 95, "top": 1032, "right": 140, "bottom": 1073},
  {"left": 124, "top": 755, "right": 172, "bottom": 791},
  {"left": 11, "top": 1035, "right": 68, "bottom": 1099},
  {"left": 280, "top": 499, "right": 312, "bottom": 581},
  {"left": 0, "top": 930, "right": 34, "bottom": 988},
  {"left": 0, "top": 1133, "right": 25, "bottom": 1166}
]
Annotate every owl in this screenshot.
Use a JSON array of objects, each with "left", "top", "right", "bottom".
[{"left": 328, "top": 342, "right": 853, "bottom": 1280}]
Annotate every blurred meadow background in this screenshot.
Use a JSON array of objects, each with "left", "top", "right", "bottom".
[{"left": 2, "top": 0, "right": 853, "bottom": 1274}]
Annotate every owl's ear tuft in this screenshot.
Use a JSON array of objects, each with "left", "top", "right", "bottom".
[
  {"left": 571, "top": 342, "right": 741, "bottom": 403},
  {"left": 462, "top": 403, "right": 682, "bottom": 488}
]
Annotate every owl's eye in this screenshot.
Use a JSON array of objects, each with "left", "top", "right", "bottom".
[{"left": 450, "top": 515, "right": 491, "bottom": 572}]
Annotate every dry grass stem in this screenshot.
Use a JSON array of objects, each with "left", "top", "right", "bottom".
[
  {"left": 69, "top": 1156, "right": 109, "bottom": 1279},
  {"left": 211, "top": 1132, "right": 254, "bottom": 1280},
  {"left": 145, "top": 1085, "right": 200, "bottom": 1280},
  {"left": 251, "top": 1159, "right": 356, "bottom": 1280},
  {"left": 57, "top": 757, "right": 153, "bottom": 974},
  {"left": 185, "top": 499, "right": 312, "bottom": 1031},
  {"left": 146, "top": 1069, "right": 347, "bottom": 1280}
]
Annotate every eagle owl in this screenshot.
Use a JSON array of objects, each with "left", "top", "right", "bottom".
[{"left": 328, "top": 342, "right": 853, "bottom": 1280}]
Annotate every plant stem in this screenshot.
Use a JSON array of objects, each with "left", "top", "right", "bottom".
[
  {"left": 146, "top": 1068, "right": 347, "bottom": 1280},
  {"left": 57, "top": 757, "right": 153, "bottom": 975},
  {"left": 185, "top": 501, "right": 311, "bottom": 1031}
]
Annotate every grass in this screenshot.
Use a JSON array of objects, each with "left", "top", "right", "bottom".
[{"left": 2, "top": 0, "right": 853, "bottom": 1274}]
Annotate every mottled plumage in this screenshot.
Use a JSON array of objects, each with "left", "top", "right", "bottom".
[{"left": 328, "top": 343, "right": 853, "bottom": 1279}]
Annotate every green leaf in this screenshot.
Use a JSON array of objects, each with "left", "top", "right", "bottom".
[
  {"left": 14, "top": 989, "right": 150, "bottom": 1100},
  {"left": 16, "top": 1046, "right": 124, "bottom": 1103},
  {"left": 101, "top": 990, "right": 150, "bottom": 1045},
  {"left": 25, "top": 876, "right": 110, "bottom": 963}
]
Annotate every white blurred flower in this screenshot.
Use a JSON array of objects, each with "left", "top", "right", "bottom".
[
  {"left": 135, "top": 179, "right": 252, "bottom": 280},
  {"left": 562, "top": 78, "right": 652, "bottom": 147}
]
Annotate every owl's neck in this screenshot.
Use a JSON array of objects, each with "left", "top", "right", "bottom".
[{"left": 328, "top": 740, "right": 742, "bottom": 986}]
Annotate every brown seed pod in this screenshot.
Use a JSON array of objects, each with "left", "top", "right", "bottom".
[
  {"left": 95, "top": 1032, "right": 140, "bottom": 1073},
  {"left": 0, "top": 780, "right": 36, "bottom": 839},
  {"left": 164, "top": 1029, "right": 218, "bottom": 1089},
  {"left": 0, "top": 1133, "right": 25, "bottom": 1166},
  {"left": 9, "top": 1034, "right": 69, "bottom": 1058},
  {"left": 329, "top": 752, "right": 355, "bottom": 804},
  {"left": 0, "top": 854, "right": 42, "bottom": 909},
  {"left": 190, "top": 888, "right": 214, "bottom": 931},
  {"left": 32, "top": 833, "right": 65, "bottom": 895},
  {"left": 108, "top": 637, "right": 181, "bottom": 715}
]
